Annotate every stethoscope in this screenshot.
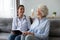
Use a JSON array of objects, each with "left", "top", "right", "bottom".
[{"left": 15, "top": 15, "right": 27, "bottom": 29}]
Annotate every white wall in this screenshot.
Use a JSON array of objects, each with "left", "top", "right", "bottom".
[{"left": 20, "top": 0, "right": 60, "bottom": 17}]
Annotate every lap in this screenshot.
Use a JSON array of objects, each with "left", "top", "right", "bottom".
[
  {"left": 8, "top": 34, "right": 21, "bottom": 40},
  {"left": 8, "top": 34, "right": 18, "bottom": 40},
  {"left": 21, "top": 35, "right": 40, "bottom": 40},
  {"left": 25, "top": 35, "right": 48, "bottom": 40},
  {"left": 15, "top": 35, "right": 21, "bottom": 40}
]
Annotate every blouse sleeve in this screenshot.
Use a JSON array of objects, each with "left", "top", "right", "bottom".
[{"left": 12, "top": 17, "right": 17, "bottom": 30}]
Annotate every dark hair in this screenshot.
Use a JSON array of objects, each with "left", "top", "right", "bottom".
[
  {"left": 17, "top": 5, "right": 25, "bottom": 16},
  {"left": 17, "top": 5, "right": 24, "bottom": 10}
]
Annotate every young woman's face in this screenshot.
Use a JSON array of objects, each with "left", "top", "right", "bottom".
[
  {"left": 17, "top": 7, "right": 25, "bottom": 17},
  {"left": 37, "top": 8, "right": 42, "bottom": 17}
]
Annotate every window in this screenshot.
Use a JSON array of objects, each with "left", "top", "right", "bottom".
[{"left": 0, "top": 0, "right": 20, "bottom": 18}]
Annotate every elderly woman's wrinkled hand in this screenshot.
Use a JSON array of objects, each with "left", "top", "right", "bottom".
[{"left": 22, "top": 31, "right": 34, "bottom": 36}]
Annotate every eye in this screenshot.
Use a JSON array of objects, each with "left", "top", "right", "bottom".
[{"left": 20, "top": 8, "right": 22, "bottom": 10}]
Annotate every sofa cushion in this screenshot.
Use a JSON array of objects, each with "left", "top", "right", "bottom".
[
  {"left": 49, "top": 37, "right": 60, "bottom": 40},
  {"left": 49, "top": 20, "right": 60, "bottom": 37},
  {"left": 0, "top": 18, "right": 12, "bottom": 33}
]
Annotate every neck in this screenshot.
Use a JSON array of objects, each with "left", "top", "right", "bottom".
[
  {"left": 38, "top": 16, "right": 43, "bottom": 19},
  {"left": 18, "top": 15, "right": 23, "bottom": 19}
]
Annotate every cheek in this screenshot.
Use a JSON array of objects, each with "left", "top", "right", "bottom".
[
  {"left": 37, "top": 11, "right": 42, "bottom": 16},
  {"left": 18, "top": 9, "right": 23, "bottom": 13},
  {"left": 18, "top": 9, "right": 20, "bottom": 13},
  {"left": 37, "top": 11, "right": 40, "bottom": 15},
  {"left": 22, "top": 10, "right": 24, "bottom": 13},
  {"left": 20, "top": 10, "right": 22, "bottom": 13},
  {"left": 20, "top": 10, "right": 24, "bottom": 13}
]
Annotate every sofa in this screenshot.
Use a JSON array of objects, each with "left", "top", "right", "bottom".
[
  {"left": 0, "top": 18, "right": 12, "bottom": 40},
  {"left": 0, "top": 18, "right": 60, "bottom": 40},
  {"left": 49, "top": 19, "right": 60, "bottom": 40}
]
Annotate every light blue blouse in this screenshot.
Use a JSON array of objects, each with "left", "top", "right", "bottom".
[
  {"left": 28, "top": 17, "right": 50, "bottom": 39},
  {"left": 12, "top": 15, "right": 31, "bottom": 32}
]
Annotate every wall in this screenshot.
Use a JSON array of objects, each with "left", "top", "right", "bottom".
[{"left": 20, "top": 0, "right": 60, "bottom": 17}]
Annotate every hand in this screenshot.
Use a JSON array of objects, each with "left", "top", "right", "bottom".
[
  {"left": 27, "top": 32, "right": 34, "bottom": 35},
  {"left": 11, "top": 32, "right": 15, "bottom": 34},
  {"left": 22, "top": 31, "right": 34, "bottom": 36},
  {"left": 22, "top": 31, "right": 28, "bottom": 35}
]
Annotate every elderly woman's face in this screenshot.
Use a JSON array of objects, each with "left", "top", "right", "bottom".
[
  {"left": 37, "top": 8, "right": 42, "bottom": 17},
  {"left": 17, "top": 7, "right": 25, "bottom": 17}
]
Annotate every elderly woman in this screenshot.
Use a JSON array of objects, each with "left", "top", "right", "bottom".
[{"left": 21, "top": 4, "right": 50, "bottom": 40}]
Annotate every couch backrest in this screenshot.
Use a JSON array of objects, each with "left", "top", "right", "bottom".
[
  {"left": 0, "top": 18, "right": 60, "bottom": 37},
  {"left": 49, "top": 20, "right": 60, "bottom": 37},
  {"left": 0, "top": 18, "right": 13, "bottom": 33}
]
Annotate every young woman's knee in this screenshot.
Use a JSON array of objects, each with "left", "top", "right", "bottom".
[
  {"left": 15, "top": 35, "right": 21, "bottom": 40},
  {"left": 8, "top": 34, "right": 17, "bottom": 40}
]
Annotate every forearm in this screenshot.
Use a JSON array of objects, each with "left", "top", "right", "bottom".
[
  {"left": 34, "top": 33, "right": 48, "bottom": 39},
  {"left": 22, "top": 31, "right": 34, "bottom": 36}
]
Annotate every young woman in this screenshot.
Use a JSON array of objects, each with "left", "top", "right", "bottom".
[{"left": 8, "top": 5, "right": 31, "bottom": 40}]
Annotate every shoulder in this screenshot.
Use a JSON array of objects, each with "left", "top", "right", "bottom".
[
  {"left": 13, "top": 17, "right": 18, "bottom": 21},
  {"left": 33, "top": 18, "right": 38, "bottom": 22},
  {"left": 25, "top": 16, "right": 29, "bottom": 20},
  {"left": 45, "top": 18, "right": 50, "bottom": 25},
  {"left": 46, "top": 18, "right": 50, "bottom": 22},
  {"left": 31, "top": 18, "right": 39, "bottom": 25},
  {"left": 25, "top": 16, "right": 30, "bottom": 21}
]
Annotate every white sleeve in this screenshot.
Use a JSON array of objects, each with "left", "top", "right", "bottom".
[{"left": 12, "top": 17, "right": 17, "bottom": 30}]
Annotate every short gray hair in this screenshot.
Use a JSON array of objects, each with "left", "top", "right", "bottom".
[{"left": 38, "top": 4, "right": 48, "bottom": 17}]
